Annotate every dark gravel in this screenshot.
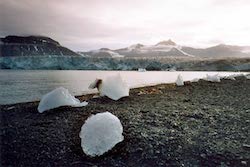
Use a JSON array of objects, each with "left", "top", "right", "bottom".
[{"left": 0, "top": 77, "right": 250, "bottom": 167}]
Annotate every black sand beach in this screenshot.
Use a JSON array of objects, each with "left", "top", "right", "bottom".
[{"left": 0, "top": 77, "right": 250, "bottom": 166}]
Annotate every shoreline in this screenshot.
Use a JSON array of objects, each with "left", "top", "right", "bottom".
[
  {"left": 1, "top": 77, "right": 250, "bottom": 166},
  {"left": 0, "top": 70, "right": 249, "bottom": 105}
]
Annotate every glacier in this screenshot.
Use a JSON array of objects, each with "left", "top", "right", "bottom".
[{"left": 1, "top": 56, "right": 250, "bottom": 71}]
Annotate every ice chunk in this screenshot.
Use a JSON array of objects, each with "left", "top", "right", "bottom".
[
  {"left": 222, "top": 75, "right": 236, "bottom": 80},
  {"left": 204, "top": 74, "right": 221, "bottom": 82},
  {"left": 176, "top": 74, "right": 184, "bottom": 86},
  {"left": 90, "top": 74, "right": 129, "bottom": 100},
  {"left": 138, "top": 68, "right": 146, "bottom": 72},
  {"left": 79, "top": 112, "right": 124, "bottom": 157},
  {"left": 246, "top": 74, "right": 250, "bottom": 79},
  {"left": 191, "top": 78, "right": 200, "bottom": 82},
  {"left": 169, "top": 67, "right": 176, "bottom": 72},
  {"left": 223, "top": 73, "right": 246, "bottom": 80},
  {"left": 38, "top": 87, "right": 88, "bottom": 113}
]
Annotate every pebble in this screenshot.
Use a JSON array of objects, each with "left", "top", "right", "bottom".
[
  {"left": 140, "top": 110, "right": 148, "bottom": 113},
  {"left": 173, "top": 123, "right": 178, "bottom": 127},
  {"left": 6, "top": 106, "right": 15, "bottom": 110},
  {"left": 241, "top": 161, "right": 247, "bottom": 165},
  {"left": 200, "top": 153, "right": 206, "bottom": 158},
  {"left": 242, "top": 144, "right": 250, "bottom": 150}
]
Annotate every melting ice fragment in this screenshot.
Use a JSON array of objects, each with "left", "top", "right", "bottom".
[
  {"left": 204, "top": 74, "right": 221, "bottom": 82},
  {"left": 89, "top": 74, "right": 129, "bottom": 100},
  {"left": 222, "top": 75, "right": 236, "bottom": 80},
  {"left": 138, "top": 68, "right": 146, "bottom": 72},
  {"left": 191, "top": 78, "right": 200, "bottom": 82},
  {"left": 38, "top": 87, "right": 88, "bottom": 113},
  {"left": 79, "top": 112, "right": 124, "bottom": 157},
  {"left": 176, "top": 74, "right": 184, "bottom": 86}
]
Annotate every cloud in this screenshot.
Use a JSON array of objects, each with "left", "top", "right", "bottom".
[{"left": 1, "top": 0, "right": 250, "bottom": 51}]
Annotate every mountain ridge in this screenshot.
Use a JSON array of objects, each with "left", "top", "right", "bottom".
[
  {"left": 81, "top": 40, "right": 250, "bottom": 58},
  {"left": 0, "top": 35, "right": 80, "bottom": 57},
  {"left": 1, "top": 35, "right": 250, "bottom": 58}
]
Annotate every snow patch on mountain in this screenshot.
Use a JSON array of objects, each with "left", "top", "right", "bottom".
[
  {"left": 120, "top": 41, "right": 195, "bottom": 57},
  {"left": 127, "top": 44, "right": 144, "bottom": 51},
  {"left": 104, "top": 50, "right": 125, "bottom": 58},
  {"left": 90, "top": 49, "right": 125, "bottom": 58}
]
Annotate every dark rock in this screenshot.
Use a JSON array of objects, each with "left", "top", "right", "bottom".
[{"left": 0, "top": 35, "right": 80, "bottom": 57}]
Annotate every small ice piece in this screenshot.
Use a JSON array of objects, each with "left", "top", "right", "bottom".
[
  {"left": 204, "top": 74, "right": 221, "bottom": 82},
  {"left": 90, "top": 74, "right": 129, "bottom": 100},
  {"left": 176, "top": 74, "right": 184, "bottom": 86},
  {"left": 169, "top": 67, "right": 176, "bottom": 72},
  {"left": 191, "top": 78, "right": 200, "bottom": 82},
  {"left": 38, "top": 87, "right": 88, "bottom": 113},
  {"left": 138, "top": 68, "right": 146, "bottom": 72},
  {"left": 223, "top": 75, "right": 236, "bottom": 80},
  {"left": 79, "top": 112, "right": 124, "bottom": 157},
  {"left": 6, "top": 106, "right": 15, "bottom": 110},
  {"left": 246, "top": 74, "right": 250, "bottom": 79}
]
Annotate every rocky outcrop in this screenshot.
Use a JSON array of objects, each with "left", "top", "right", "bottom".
[{"left": 0, "top": 36, "right": 80, "bottom": 57}]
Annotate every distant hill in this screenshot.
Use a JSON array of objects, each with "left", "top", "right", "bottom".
[
  {"left": 0, "top": 36, "right": 80, "bottom": 57},
  {"left": 81, "top": 40, "right": 250, "bottom": 58},
  {"left": 155, "top": 39, "right": 176, "bottom": 46},
  {"left": 182, "top": 44, "right": 250, "bottom": 58}
]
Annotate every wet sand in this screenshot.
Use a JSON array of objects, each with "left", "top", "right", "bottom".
[{"left": 0, "top": 77, "right": 250, "bottom": 166}]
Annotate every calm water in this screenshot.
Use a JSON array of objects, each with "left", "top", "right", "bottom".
[{"left": 0, "top": 70, "right": 247, "bottom": 105}]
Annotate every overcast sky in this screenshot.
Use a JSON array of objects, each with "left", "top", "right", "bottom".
[{"left": 0, "top": 0, "right": 250, "bottom": 51}]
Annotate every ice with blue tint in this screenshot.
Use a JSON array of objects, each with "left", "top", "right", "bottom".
[
  {"left": 79, "top": 112, "right": 124, "bottom": 157},
  {"left": 90, "top": 74, "right": 129, "bottom": 100},
  {"left": 38, "top": 87, "right": 88, "bottom": 113}
]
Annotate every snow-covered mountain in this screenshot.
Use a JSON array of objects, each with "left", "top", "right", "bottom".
[
  {"left": 83, "top": 39, "right": 250, "bottom": 58},
  {"left": 1, "top": 36, "right": 249, "bottom": 58},
  {"left": 116, "top": 39, "right": 195, "bottom": 57},
  {"left": 182, "top": 44, "right": 250, "bottom": 58},
  {"left": 84, "top": 39, "right": 195, "bottom": 58},
  {"left": 1, "top": 36, "right": 249, "bottom": 71}
]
